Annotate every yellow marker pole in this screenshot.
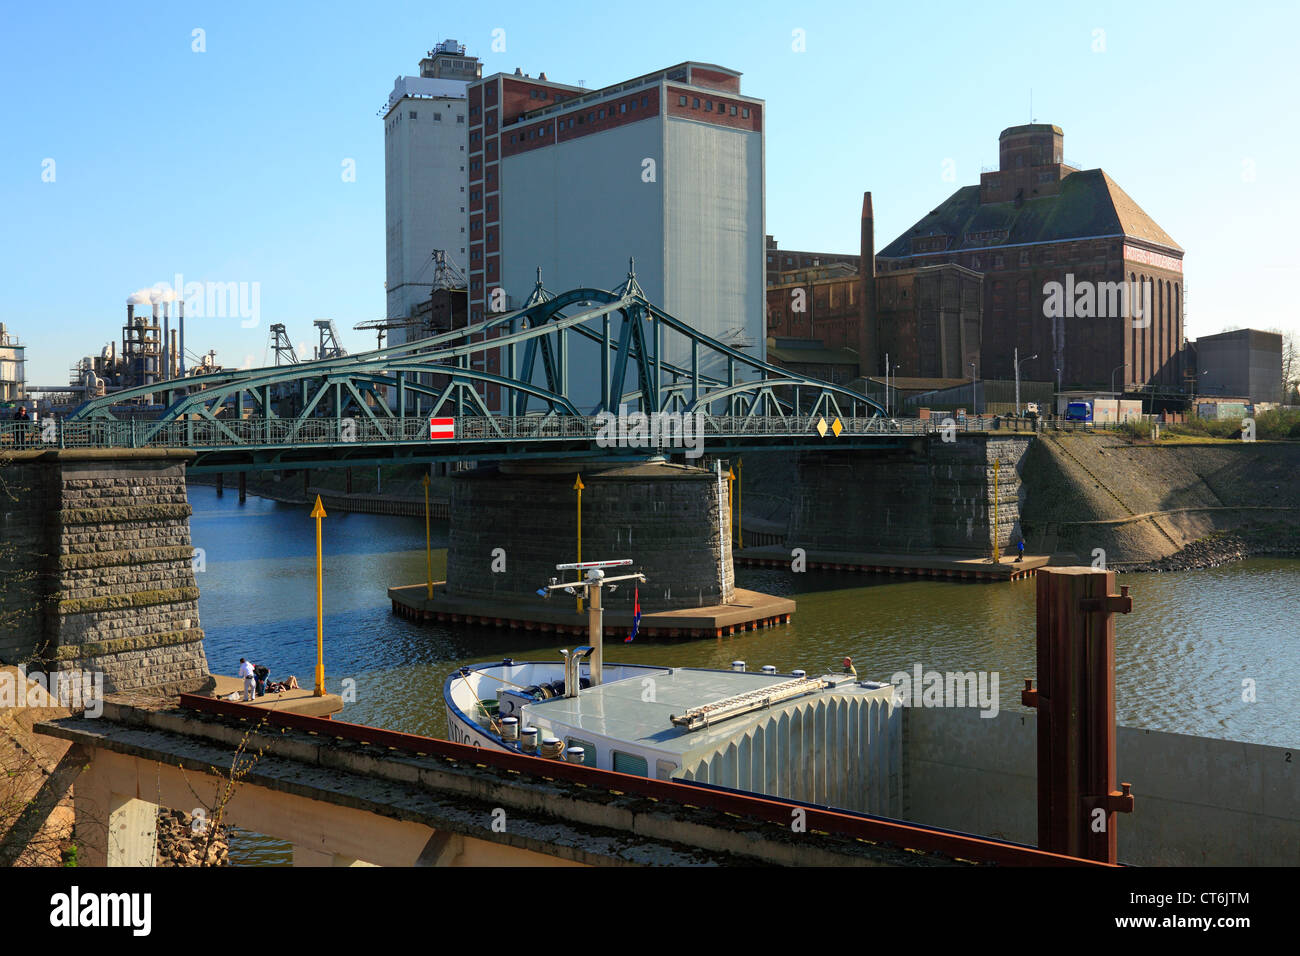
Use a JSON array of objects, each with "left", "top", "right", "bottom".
[
  {"left": 727, "top": 468, "right": 736, "bottom": 549},
  {"left": 736, "top": 457, "right": 743, "bottom": 551},
  {"left": 573, "top": 474, "right": 585, "bottom": 612},
  {"left": 310, "top": 495, "right": 327, "bottom": 697},
  {"left": 991, "top": 459, "right": 1001, "bottom": 564},
  {"left": 421, "top": 474, "right": 434, "bottom": 599}
]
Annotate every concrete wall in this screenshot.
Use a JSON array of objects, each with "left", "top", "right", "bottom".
[
  {"left": 446, "top": 459, "right": 732, "bottom": 611},
  {"left": 0, "top": 450, "right": 210, "bottom": 694},
  {"left": 786, "top": 435, "right": 1033, "bottom": 555},
  {"left": 904, "top": 706, "right": 1300, "bottom": 865}
]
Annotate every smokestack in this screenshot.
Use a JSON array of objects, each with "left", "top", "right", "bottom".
[
  {"left": 170, "top": 329, "right": 178, "bottom": 379},
  {"left": 162, "top": 302, "right": 170, "bottom": 383},
  {"left": 179, "top": 298, "right": 186, "bottom": 376},
  {"left": 859, "top": 191, "right": 878, "bottom": 378},
  {"left": 150, "top": 303, "right": 160, "bottom": 384}
]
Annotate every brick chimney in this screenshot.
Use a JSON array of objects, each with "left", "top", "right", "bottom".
[{"left": 858, "top": 191, "right": 877, "bottom": 378}]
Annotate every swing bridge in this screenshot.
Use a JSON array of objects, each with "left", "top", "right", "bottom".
[{"left": 21, "top": 266, "right": 965, "bottom": 472}]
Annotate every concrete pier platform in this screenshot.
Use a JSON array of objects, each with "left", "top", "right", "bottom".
[
  {"left": 389, "top": 584, "right": 795, "bottom": 639},
  {"left": 209, "top": 675, "right": 344, "bottom": 718},
  {"left": 733, "top": 546, "right": 1048, "bottom": 582}
]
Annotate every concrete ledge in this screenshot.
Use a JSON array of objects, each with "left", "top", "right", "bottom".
[
  {"left": 388, "top": 584, "right": 796, "bottom": 639},
  {"left": 207, "top": 676, "right": 344, "bottom": 717},
  {"left": 35, "top": 702, "right": 969, "bottom": 866}
]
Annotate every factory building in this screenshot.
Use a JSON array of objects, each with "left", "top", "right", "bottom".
[
  {"left": 466, "top": 61, "right": 766, "bottom": 411},
  {"left": 0, "top": 324, "right": 25, "bottom": 404},
  {"left": 765, "top": 235, "right": 860, "bottom": 285},
  {"left": 768, "top": 125, "right": 1186, "bottom": 395},
  {"left": 383, "top": 41, "right": 481, "bottom": 340},
  {"left": 877, "top": 124, "right": 1185, "bottom": 392},
  {"left": 1195, "top": 329, "right": 1284, "bottom": 405},
  {"left": 766, "top": 193, "right": 982, "bottom": 382}
]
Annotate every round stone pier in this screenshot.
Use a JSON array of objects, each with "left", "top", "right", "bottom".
[{"left": 447, "top": 458, "right": 732, "bottom": 611}]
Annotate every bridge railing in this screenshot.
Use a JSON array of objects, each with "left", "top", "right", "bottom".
[{"left": 0, "top": 414, "right": 1114, "bottom": 451}]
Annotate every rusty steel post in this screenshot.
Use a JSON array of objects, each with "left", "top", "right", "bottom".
[{"left": 1021, "top": 567, "right": 1134, "bottom": 863}]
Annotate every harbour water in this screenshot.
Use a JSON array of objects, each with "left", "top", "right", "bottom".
[{"left": 188, "top": 484, "right": 1300, "bottom": 863}]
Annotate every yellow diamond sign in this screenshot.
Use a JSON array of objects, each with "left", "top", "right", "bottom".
[
  {"left": 831, "top": 417, "right": 843, "bottom": 437},
  {"left": 815, "top": 417, "right": 828, "bottom": 437}
]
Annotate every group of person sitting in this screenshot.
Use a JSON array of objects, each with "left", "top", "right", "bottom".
[{"left": 235, "top": 658, "right": 300, "bottom": 700}]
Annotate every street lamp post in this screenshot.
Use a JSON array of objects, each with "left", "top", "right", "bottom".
[
  {"left": 969, "top": 362, "right": 977, "bottom": 416},
  {"left": 884, "top": 352, "right": 890, "bottom": 415},
  {"left": 1110, "top": 363, "right": 1129, "bottom": 399},
  {"left": 1014, "top": 349, "right": 1038, "bottom": 416}
]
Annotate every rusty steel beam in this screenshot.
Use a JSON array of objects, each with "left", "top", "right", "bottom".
[
  {"left": 1022, "top": 567, "right": 1134, "bottom": 863},
  {"left": 178, "top": 692, "right": 1109, "bottom": 867}
]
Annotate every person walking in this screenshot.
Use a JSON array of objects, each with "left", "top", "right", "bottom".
[
  {"left": 239, "top": 658, "right": 256, "bottom": 701},
  {"left": 1015, "top": 537, "right": 1025, "bottom": 563}
]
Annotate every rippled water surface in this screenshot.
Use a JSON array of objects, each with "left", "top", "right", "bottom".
[{"left": 189, "top": 484, "right": 1300, "bottom": 863}]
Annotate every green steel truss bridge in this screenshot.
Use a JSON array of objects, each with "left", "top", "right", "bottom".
[{"left": 8, "top": 267, "right": 987, "bottom": 472}]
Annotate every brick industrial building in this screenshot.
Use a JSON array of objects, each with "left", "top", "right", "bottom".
[
  {"left": 767, "top": 194, "right": 981, "bottom": 382},
  {"left": 768, "top": 124, "right": 1187, "bottom": 394},
  {"left": 877, "top": 124, "right": 1185, "bottom": 392}
]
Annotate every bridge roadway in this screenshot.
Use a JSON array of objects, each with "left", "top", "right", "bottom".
[{"left": 0, "top": 414, "right": 1081, "bottom": 473}]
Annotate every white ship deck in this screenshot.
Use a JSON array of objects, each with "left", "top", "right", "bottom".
[{"left": 529, "top": 667, "right": 870, "bottom": 757}]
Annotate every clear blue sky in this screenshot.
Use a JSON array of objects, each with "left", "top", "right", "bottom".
[{"left": 2, "top": 0, "right": 1296, "bottom": 385}]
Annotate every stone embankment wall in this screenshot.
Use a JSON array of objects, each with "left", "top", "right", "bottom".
[
  {"left": 447, "top": 459, "right": 731, "bottom": 611},
  {"left": 1019, "top": 436, "right": 1300, "bottom": 566},
  {"left": 0, "top": 450, "right": 211, "bottom": 694}
]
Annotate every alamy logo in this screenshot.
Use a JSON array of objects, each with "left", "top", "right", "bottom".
[
  {"left": 594, "top": 404, "right": 706, "bottom": 459},
  {"left": 50, "top": 887, "right": 151, "bottom": 936},
  {"left": 0, "top": 667, "right": 103, "bottom": 718},
  {"left": 888, "top": 663, "right": 1000, "bottom": 718},
  {"left": 1042, "top": 274, "right": 1152, "bottom": 328}
]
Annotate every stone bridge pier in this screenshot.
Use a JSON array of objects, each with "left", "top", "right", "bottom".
[
  {"left": 391, "top": 456, "right": 795, "bottom": 637},
  {"left": 0, "top": 449, "right": 212, "bottom": 694},
  {"left": 781, "top": 434, "right": 1035, "bottom": 558},
  {"left": 448, "top": 458, "right": 732, "bottom": 611}
]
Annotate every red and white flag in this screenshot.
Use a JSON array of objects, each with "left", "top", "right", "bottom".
[{"left": 429, "top": 417, "right": 455, "bottom": 440}]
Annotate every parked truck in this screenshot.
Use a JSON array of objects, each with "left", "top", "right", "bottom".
[{"left": 1065, "top": 400, "right": 1093, "bottom": 423}]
